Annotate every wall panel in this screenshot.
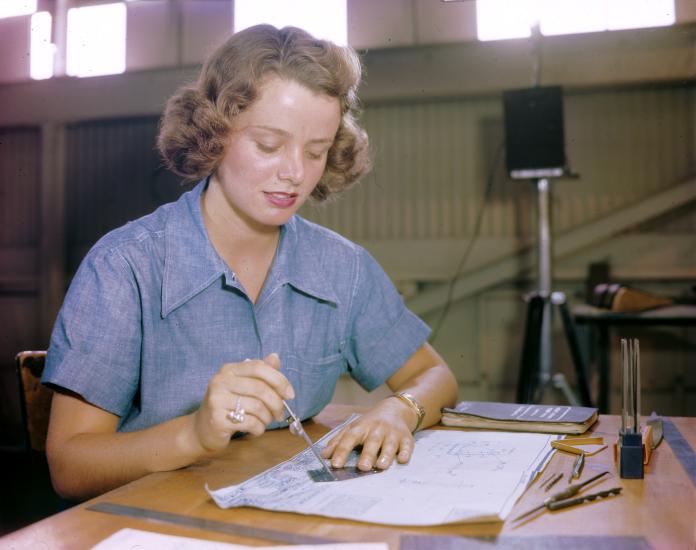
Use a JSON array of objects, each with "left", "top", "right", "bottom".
[
  {"left": 302, "top": 84, "right": 696, "bottom": 245},
  {"left": 65, "top": 117, "right": 187, "bottom": 273},
  {"left": 0, "top": 126, "right": 41, "bottom": 447},
  {"left": 0, "top": 127, "right": 41, "bottom": 247}
]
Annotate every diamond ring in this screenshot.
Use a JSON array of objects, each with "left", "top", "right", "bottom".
[{"left": 228, "top": 396, "right": 245, "bottom": 423}]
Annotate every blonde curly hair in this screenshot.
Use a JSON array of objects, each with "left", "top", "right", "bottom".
[{"left": 158, "top": 24, "right": 371, "bottom": 201}]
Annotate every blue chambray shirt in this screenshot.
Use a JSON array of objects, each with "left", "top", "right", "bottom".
[{"left": 43, "top": 180, "right": 431, "bottom": 432}]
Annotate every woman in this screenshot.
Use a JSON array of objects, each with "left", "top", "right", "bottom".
[{"left": 43, "top": 24, "right": 458, "bottom": 501}]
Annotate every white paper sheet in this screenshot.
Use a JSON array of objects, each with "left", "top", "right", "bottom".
[
  {"left": 92, "top": 528, "right": 388, "bottom": 550},
  {"left": 207, "top": 416, "right": 559, "bottom": 525}
]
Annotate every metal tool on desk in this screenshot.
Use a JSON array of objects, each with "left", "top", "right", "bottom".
[
  {"left": 618, "top": 338, "right": 644, "bottom": 479},
  {"left": 545, "top": 486, "right": 622, "bottom": 511},
  {"left": 647, "top": 411, "right": 663, "bottom": 449},
  {"left": 511, "top": 470, "right": 611, "bottom": 522},
  {"left": 570, "top": 451, "right": 585, "bottom": 481},
  {"left": 549, "top": 436, "right": 605, "bottom": 482},
  {"left": 283, "top": 400, "right": 337, "bottom": 482},
  {"left": 643, "top": 411, "right": 664, "bottom": 465},
  {"left": 541, "top": 472, "right": 563, "bottom": 491},
  {"left": 283, "top": 401, "right": 381, "bottom": 483}
]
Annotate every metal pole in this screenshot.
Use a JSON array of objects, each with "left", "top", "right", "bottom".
[
  {"left": 53, "top": 0, "right": 68, "bottom": 77},
  {"left": 537, "top": 178, "right": 553, "bottom": 395}
]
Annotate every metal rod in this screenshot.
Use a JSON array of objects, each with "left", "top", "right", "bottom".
[
  {"left": 570, "top": 451, "right": 585, "bottom": 481},
  {"left": 628, "top": 337, "right": 632, "bottom": 432},
  {"left": 544, "top": 472, "right": 563, "bottom": 491},
  {"left": 633, "top": 339, "right": 640, "bottom": 433},
  {"left": 620, "top": 338, "right": 641, "bottom": 435},
  {"left": 537, "top": 178, "right": 553, "bottom": 395},
  {"left": 283, "top": 401, "right": 336, "bottom": 481},
  {"left": 621, "top": 338, "right": 629, "bottom": 433}
]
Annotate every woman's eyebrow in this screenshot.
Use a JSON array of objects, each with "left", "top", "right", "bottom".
[{"left": 250, "top": 125, "right": 334, "bottom": 144}]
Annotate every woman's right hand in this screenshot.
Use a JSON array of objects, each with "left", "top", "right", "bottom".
[{"left": 192, "top": 352, "right": 294, "bottom": 452}]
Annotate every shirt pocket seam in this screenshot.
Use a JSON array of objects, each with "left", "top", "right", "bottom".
[{"left": 284, "top": 352, "right": 343, "bottom": 369}]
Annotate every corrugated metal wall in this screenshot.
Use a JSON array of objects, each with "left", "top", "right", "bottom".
[
  {"left": 64, "top": 116, "right": 187, "bottom": 272},
  {"left": 0, "top": 127, "right": 41, "bottom": 247},
  {"left": 561, "top": 86, "right": 694, "bottom": 229},
  {"left": 40, "top": 84, "right": 695, "bottom": 256},
  {"left": 0, "top": 126, "right": 42, "bottom": 446},
  {"left": 305, "top": 97, "right": 502, "bottom": 240},
  {"left": 639, "top": 86, "right": 696, "bottom": 234},
  {"left": 302, "top": 85, "right": 695, "bottom": 243}
]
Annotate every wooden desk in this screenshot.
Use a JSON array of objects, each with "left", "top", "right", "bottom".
[
  {"left": 572, "top": 304, "right": 696, "bottom": 413},
  {"left": 2, "top": 405, "right": 695, "bottom": 549}
]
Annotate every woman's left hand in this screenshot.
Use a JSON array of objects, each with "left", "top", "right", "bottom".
[{"left": 320, "top": 397, "right": 415, "bottom": 471}]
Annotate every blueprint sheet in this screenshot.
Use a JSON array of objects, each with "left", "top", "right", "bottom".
[{"left": 207, "top": 416, "right": 559, "bottom": 526}]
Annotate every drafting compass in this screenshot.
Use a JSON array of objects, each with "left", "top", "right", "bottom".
[
  {"left": 512, "top": 471, "right": 621, "bottom": 522},
  {"left": 283, "top": 401, "right": 381, "bottom": 482}
]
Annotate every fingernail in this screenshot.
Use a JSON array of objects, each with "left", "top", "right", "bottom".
[
  {"left": 285, "top": 386, "right": 295, "bottom": 399},
  {"left": 378, "top": 456, "right": 389, "bottom": 466}
]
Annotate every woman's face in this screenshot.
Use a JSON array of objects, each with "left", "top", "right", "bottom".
[{"left": 209, "top": 75, "right": 341, "bottom": 231}]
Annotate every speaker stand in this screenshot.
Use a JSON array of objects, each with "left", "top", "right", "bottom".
[{"left": 516, "top": 178, "right": 593, "bottom": 407}]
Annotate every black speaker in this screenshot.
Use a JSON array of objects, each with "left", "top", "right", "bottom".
[{"left": 503, "top": 86, "right": 566, "bottom": 179}]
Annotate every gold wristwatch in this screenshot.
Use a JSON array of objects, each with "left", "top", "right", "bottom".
[{"left": 391, "top": 392, "right": 426, "bottom": 433}]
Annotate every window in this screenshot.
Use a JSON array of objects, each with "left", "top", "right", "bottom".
[
  {"left": 234, "top": 0, "right": 347, "bottom": 45},
  {"left": 66, "top": 2, "right": 126, "bottom": 77},
  {"left": 605, "top": 0, "right": 675, "bottom": 31},
  {"left": 0, "top": 1, "right": 53, "bottom": 80},
  {"left": 476, "top": 0, "right": 675, "bottom": 41},
  {"left": 30, "top": 11, "right": 53, "bottom": 80},
  {"left": 0, "top": 0, "right": 36, "bottom": 19}
]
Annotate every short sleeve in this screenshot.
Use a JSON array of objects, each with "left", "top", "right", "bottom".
[
  {"left": 343, "top": 247, "right": 431, "bottom": 391},
  {"left": 42, "top": 245, "right": 142, "bottom": 417}
]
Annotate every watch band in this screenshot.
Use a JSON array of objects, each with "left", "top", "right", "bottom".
[{"left": 391, "top": 392, "right": 426, "bottom": 433}]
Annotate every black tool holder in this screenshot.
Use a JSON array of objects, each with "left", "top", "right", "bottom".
[
  {"left": 619, "top": 431, "right": 644, "bottom": 479},
  {"left": 618, "top": 338, "right": 644, "bottom": 479}
]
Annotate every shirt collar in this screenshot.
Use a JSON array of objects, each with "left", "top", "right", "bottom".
[
  {"left": 162, "top": 180, "right": 229, "bottom": 317},
  {"left": 266, "top": 216, "right": 339, "bottom": 307},
  {"left": 162, "top": 181, "right": 338, "bottom": 317}
]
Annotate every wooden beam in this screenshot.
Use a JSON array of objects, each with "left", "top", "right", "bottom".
[
  {"left": 1, "top": 24, "right": 695, "bottom": 126},
  {"left": 406, "top": 178, "right": 696, "bottom": 316}
]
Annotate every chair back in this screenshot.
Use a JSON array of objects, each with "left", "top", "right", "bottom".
[{"left": 16, "top": 350, "right": 52, "bottom": 451}]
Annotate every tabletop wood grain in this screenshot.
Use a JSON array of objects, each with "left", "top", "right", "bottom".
[{"left": 2, "top": 404, "right": 694, "bottom": 550}]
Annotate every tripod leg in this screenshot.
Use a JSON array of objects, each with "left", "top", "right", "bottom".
[
  {"left": 551, "top": 373, "right": 581, "bottom": 406},
  {"left": 553, "top": 292, "right": 594, "bottom": 407},
  {"left": 516, "top": 292, "right": 545, "bottom": 404}
]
